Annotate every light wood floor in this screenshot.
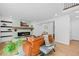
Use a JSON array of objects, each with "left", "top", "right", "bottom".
[
  {"left": 48, "top": 40, "right": 79, "bottom": 56},
  {"left": 0, "top": 42, "right": 6, "bottom": 55},
  {"left": 0, "top": 40, "right": 79, "bottom": 56}
]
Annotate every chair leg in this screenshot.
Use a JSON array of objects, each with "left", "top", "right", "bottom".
[
  {"left": 40, "top": 52, "right": 45, "bottom": 56},
  {"left": 53, "top": 49, "right": 55, "bottom": 52}
]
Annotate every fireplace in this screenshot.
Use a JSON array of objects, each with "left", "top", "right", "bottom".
[{"left": 18, "top": 32, "right": 30, "bottom": 36}]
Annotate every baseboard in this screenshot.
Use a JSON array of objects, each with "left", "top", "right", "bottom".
[{"left": 55, "top": 40, "right": 70, "bottom": 45}]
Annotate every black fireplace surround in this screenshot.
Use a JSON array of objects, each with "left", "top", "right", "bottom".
[{"left": 18, "top": 32, "right": 30, "bottom": 36}]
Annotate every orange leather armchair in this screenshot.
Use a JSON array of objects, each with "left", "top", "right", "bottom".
[{"left": 23, "top": 36, "right": 44, "bottom": 56}]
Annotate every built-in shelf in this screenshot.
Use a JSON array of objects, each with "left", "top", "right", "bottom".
[
  {"left": 0, "top": 35, "right": 13, "bottom": 38},
  {"left": 13, "top": 27, "right": 34, "bottom": 30},
  {"left": 0, "top": 26, "right": 33, "bottom": 32},
  {"left": 0, "top": 26, "right": 33, "bottom": 30},
  {"left": 1, "top": 31, "right": 12, "bottom": 32},
  {"left": 0, "top": 19, "right": 13, "bottom": 43},
  {"left": 1, "top": 26, "right": 12, "bottom": 28},
  {"left": 0, "top": 20, "right": 12, "bottom": 23}
]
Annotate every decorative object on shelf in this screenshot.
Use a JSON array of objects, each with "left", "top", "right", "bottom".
[
  {"left": 20, "top": 21, "right": 29, "bottom": 27},
  {"left": 14, "top": 29, "right": 17, "bottom": 32}
]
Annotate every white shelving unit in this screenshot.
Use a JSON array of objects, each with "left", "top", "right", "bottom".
[
  {"left": 0, "top": 17, "right": 13, "bottom": 42},
  {"left": 0, "top": 17, "right": 34, "bottom": 42}
]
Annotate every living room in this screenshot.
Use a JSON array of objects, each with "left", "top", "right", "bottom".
[{"left": 0, "top": 3, "right": 79, "bottom": 56}]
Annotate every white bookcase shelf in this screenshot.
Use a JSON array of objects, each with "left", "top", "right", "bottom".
[{"left": 0, "top": 18, "right": 13, "bottom": 42}]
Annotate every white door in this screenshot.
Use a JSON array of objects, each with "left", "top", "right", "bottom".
[
  {"left": 48, "top": 22, "right": 53, "bottom": 35},
  {"left": 55, "top": 15, "right": 70, "bottom": 45}
]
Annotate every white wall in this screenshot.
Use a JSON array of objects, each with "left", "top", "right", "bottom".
[
  {"left": 71, "top": 20, "right": 79, "bottom": 40},
  {"left": 33, "top": 24, "right": 43, "bottom": 36},
  {"left": 33, "top": 15, "right": 70, "bottom": 45},
  {"left": 33, "top": 21, "right": 54, "bottom": 36},
  {"left": 55, "top": 15, "right": 70, "bottom": 45}
]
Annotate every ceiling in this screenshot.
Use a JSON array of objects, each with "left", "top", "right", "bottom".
[
  {"left": 0, "top": 3, "right": 64, "bottom": 22},
  {"left": 70, "top": 11, "right": 79, "bottom": 21}
]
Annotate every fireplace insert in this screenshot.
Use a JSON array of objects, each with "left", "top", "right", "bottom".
[{"left": 18, "top": 32, "right": 30, "bottom": 36}]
